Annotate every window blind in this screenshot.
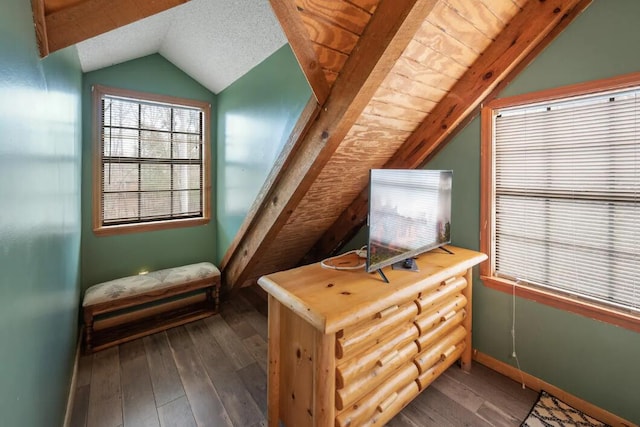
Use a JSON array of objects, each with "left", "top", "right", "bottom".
[
  {"left": 493, "top": 88, "right": 640, "bottom": 314},
  {"left": 101, "top": 95, "right": 204, "bottom": 225}
]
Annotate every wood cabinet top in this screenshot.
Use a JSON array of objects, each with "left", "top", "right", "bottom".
[{"left": 258, "top": 246, "right": 486, "bottom": 334}]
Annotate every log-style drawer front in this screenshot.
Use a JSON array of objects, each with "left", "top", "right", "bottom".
[
  {"left": 335, "top": 341, "right": 419, "bottom": 410},
  {"left": 416, "top": 341, "right": 466, "bottom": 390},
  {"left": 336, "top": 322, "right": 419, "bottom": 389},
  {"left": 414, "top": 325, "right": 466, "bottom": 374},
  {"left": 414, "top": 294, "right": 467, "bottom": 335},
  {"left": 360, "top": 381, "right": 420, "bottom": 427},
  {"left": 416, "top": 308, "right": 466, "bottom": 352},
  {"left": 336, "top": 301, "right": 418, "bottom": 359},
  {"left": 335, "top": 362, "right": 419, "bottom": 427},
  {"left": 415, "top": 276, "right": 467, "bottom": 313}
]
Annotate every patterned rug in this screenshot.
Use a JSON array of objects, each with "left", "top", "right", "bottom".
[{"left": 521, "top": 391, "right": 610, "bottom": 427}]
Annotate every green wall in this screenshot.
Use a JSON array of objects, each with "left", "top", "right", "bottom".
[
  {"left": 427, "top": 0, "right": 640, "bottom": 422},
  {"left": 81, "top": 55, "right": 217, "bottom": 288},
  {"left": 0, "top": 0, "right": 82, "bottom": 425},
  {"left": 216, "top": 44, "right": 311, "bottom": 261}
]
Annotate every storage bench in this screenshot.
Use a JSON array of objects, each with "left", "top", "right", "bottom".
[{"left": 82, "top": 262, "right": 220, "bottom": 353}]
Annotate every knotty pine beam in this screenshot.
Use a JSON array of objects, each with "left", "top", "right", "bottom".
[
  {"left": 221, "top": 0, "right": 438, "bottom": 289},
  {"left": 38, "top": 0, "right": 189, "bottom": 56},
  {"left": 31, "top": 0, "right": 50, "bottom": 57},
  {"left": 307, "top": 0, "right": 592, "bottom": 261},
  {"left": 43, "top": 0, "right": 85, "bottom": 14},
  {"left": 269, "top": 0, "right": 331, "bottom": 105}
]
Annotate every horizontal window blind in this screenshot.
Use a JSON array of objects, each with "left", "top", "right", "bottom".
[
  {"left": 493, "top": 88, "right": 640, "bottom": 313},
  {"left": 101, "top": 95, "right": 204, "bottom": 226}
]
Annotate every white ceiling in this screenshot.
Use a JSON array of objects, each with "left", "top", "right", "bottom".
[{"left": 75, "top": 0, "right": 288, "bottom": 94}]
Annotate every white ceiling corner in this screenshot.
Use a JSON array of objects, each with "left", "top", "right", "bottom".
[{"left": 76, "top": 0, "right": 288, "bottom": 94}]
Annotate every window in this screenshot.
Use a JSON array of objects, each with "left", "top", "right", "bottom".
[
  {"left": 480, "top": 73, "right": 640, "bottom": 332},
  {"left": 93, "top": 85, "right": 211, "bottom": 235}
]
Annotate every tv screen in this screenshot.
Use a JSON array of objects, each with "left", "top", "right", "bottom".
[{"left": 367, "top": 169, "right": 452, "bottom": 273}]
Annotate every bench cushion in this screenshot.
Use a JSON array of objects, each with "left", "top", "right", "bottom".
[{"left": 83, "top": 262, "right": 220, "bottom": 307}]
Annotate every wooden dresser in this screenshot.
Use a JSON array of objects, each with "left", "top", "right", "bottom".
[{"left": 258, "top": 246, "right": 487, "bottom": 427}]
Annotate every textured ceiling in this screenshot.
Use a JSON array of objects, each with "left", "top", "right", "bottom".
[{"left": 75, "top": 0, "right": 288, "bottom": 94}]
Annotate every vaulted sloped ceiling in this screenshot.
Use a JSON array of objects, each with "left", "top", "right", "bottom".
[
  {"left": 31, "top": 0, "right": 592, "bottom": 290},
  {"left": 220, "top": 0, "right": 592, "bottom": 289}
]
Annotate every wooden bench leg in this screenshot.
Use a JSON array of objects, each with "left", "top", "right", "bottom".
[
  {"left": 206, "top": 282, "right": 221, "bottom": 313},
  {"left": 83, "top": 309, "right": 94, "bottom": 353}
]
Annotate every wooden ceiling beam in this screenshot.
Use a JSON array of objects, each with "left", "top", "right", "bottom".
[
  {"left": 31, "top": 0, "right": 49, "bottom": 57},
  {"left": 43, "top": 0, "right": 85, "bottom": 14},
  {"left": 35, "top": 0, "right": 189, "bottom": 57},
  {"left": 221, "top": 0, "right": 439, "bottom": 289},
  {"left": 307, "top": 0, "right": 592, "bottom": 261},
  {"left": 269, "top": 0, "right": 331, "bottom": 105}
]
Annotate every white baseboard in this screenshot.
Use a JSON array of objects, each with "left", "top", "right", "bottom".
[
  {"left": 473, "top": 349, "right": 637, "bottom": 427},
  {"left": 62, "top": 328, "right": 83, "bottom": 427}
]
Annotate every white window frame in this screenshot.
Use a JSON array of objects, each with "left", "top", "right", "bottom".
[
  {"left": 480, "top": 73, "right": 640, "bottom": 332},
  {"left": 93, "top": 85, "right": 211, "bottom": 236}
]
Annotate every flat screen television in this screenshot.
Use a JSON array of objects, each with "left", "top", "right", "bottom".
[{"left": 366, "top": 169, "right": 452, "bottom": 275}]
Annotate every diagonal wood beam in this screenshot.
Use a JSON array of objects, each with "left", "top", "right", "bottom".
[
  {"left": 214, "top": 1, "right": 339, "bottom": 269},
  {"left": 31, "top": 0, "right": 49, "bottom": 57},
  {"left": 307, "top": 0, "right": 593, "bottom": 261},
  {"left": 269, "top": 0, "right": 330, "bottom": 105},
  {"left": 221, "top": 0, "right": 439, "bottom": 289},
  {"left": 37, "top": 0, "right": 189, "bottom": 56}
]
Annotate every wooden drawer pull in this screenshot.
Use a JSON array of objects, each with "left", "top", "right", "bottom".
[
  {"left": 443, "top": 276, "right": 457, "bottom": 286},
  {"left": 376, "top": 304, "right": 399, "bottom": 319},
  {"left": 377, "top": 350, "right": 399, "bottom": 367},
  {"left": 440, "top": 345, "right": 457, "bottom": 361},
  {"left": 377, "top": 392, "right": 398, "bottom": 413},
  {"left": 440, "top": 311, "right": 456, "bottom": 322}
]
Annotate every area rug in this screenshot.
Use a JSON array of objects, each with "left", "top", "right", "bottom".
[{"left": 521, "top": 391, "right": 610, "bottom": 427}]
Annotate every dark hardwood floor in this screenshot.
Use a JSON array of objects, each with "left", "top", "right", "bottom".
[{"left": 69, "top": 290, "right": 537, "bottom": 427}]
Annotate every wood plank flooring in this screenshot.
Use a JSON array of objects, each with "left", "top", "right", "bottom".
[{"left": 69, "top": 290, "right": 537, "bottom": 427}]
